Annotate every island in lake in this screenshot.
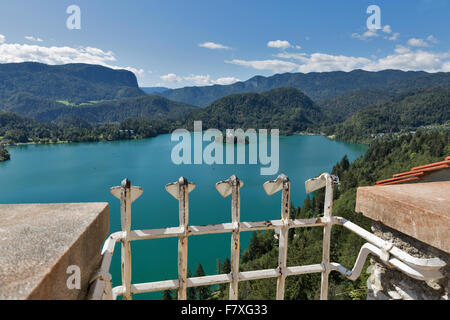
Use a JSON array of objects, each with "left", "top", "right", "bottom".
[{"left": 214, "top": 132, "right": 250, "bottom": 144}]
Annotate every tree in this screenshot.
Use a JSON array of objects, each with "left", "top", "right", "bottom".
[
  {"left": 187, "top": 268, "right": 196, "bottom": 300},
  {"left": 222, "top": 258, "right": 231, "bottom": 274},
  {"left": 0, "top": 147, "right": 10, "bottom": 162},
  {"left": 162, "top": 289, "right": 172, "bottom": 300},
  {"left": 194, "top": 263, "right": 211, "bottom": 300}
]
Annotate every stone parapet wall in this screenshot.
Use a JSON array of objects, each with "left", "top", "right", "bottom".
[{"left": 0, "top": 203, "right": 109, "bottom": 300}]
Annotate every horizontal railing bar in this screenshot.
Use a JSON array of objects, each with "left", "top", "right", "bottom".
[
  {"left": 188, "top": 274, "right": 232, "bottom": 287},
  {"left": 286, "top": 264, "right": 324, "bottom": 276},
  {"left": 132, "top": 280, "right": 179, "bottom": 294},
  {"left": 189, "top": 223, "right": 234, "bottom": 235},
  {"left": 130, "top": 227, "right": 181, "bottom": 240},
  {"left": 113, "top": 264, "right": 325, "bottom": 296},
  {"left": 128, "top": 218, "right": 326, "bottom": 241},
  {"left": 240, "top": 269, "right": 279, "bottom": 281}
]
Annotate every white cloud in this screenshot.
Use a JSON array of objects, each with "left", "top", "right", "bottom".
[
  {"left": 160, "top": 73, "right": 182, "bottom": 83},
  {"left": 353, "top": 25, "right": 400, "bottom": 41},
  {"left": 407, "top": 38, "right": 429, "bottom": 47},
  {"left": 406, "top": 35, "right": 438, "bottom": 48},
  {"left": 394, "top": 45, "right": 411, "bottom": 54},
  {"left": 295, "top": 53, "right": 372, "bottom": 73},
  {"left": 180, "top": 74, "right": 241, "bottom": 86},
  {"left": 267, "top": 40, "right": 292, "bottom": 50},
  {"left": 121, "top": 66, "right": 145, "bottom": 77},
  {"left": 25, "top": 36, "right": 43, "bottom": 42},
  {"left": 0, "top": 34, "right": 5, "bottom": 43},
  {"left": 382, "top": 25, "right": 392, "bottom": 34},
  {"left": 388, "top": 33, "right": 400, "bottom": 41},
  {"left": 0, "top": 39, "right": 145, "bottom": 78},
  {"left": 199, "top": 42, "right": 231, "bottom": 50},
  {"left": 226, "top": 59, "right": 300, "bottom": 73},
  {"left": 352, "top": 29, "right": 378, "bottom": 40},
  {"left": 214, "top": 77, "right": 241, "bottom": 85},
  {"left": 184, "top": 74, "right": 213, "bottom": 85},
  {"left": 427, "top": 35, "right": 438, "bottom": 44},
  {"left": 275, "top": 52, "right": 308, "bottom": 61},
  {"left": 368, "top": 50, "right": 450, "bottom": 72},
  {"left": 229, "top": 47, "right": 450, "bottom": 74}
]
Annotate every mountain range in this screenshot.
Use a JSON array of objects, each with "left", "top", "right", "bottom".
[
  {"left": 155, "top": 69, "right": 450, "bottom": 107},
  {"left": 0, "top": 62, "right": 449, "bottom": 144}
]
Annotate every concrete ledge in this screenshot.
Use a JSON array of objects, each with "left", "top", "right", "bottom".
[
  {"left": 355, "top": 181, "right": 450, "bottom": 253},
  {"left": 0, "top": 203, "right": 109, "bottom": 300}
]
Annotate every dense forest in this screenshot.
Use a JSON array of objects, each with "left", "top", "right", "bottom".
[
  {"left": 0, "top": 62, "right": 144, "bottom": 103},
  {"left": 184, "top": 87, "right": 323, "bottom": 134},
  {"left": 1, "top": 63, "right": 449, "bottom": 145},
  {"left": 161, "top": 130, "right": 449, "bottom": 300},
  {"left": 1, "top": 84, "right": 449, "bottom": 151},
  {"left": 327, "top": 88, "right": 450, "bottom": 143},
  {"left": 0, "top": 111, "right": 176, "bottom": 144},
  {"left": 157, "top": 69, "right": 450, "bottom": 106}
]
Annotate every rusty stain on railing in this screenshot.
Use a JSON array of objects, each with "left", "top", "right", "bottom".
[{"left": 88, "top": 173, "right": 446, "bottom": 300}]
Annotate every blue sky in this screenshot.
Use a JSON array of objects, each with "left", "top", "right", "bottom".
[{"left": 0, "top": 0, "right": 449, "bottom": 87}]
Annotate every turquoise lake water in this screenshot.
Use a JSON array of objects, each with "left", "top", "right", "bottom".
[{"left": 0, "top": 134, "right": 367, "bottom": 299}]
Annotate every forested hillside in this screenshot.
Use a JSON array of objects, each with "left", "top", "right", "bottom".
[
  {"left": 184, "top": 87, "right": 323, "bottom": 134},
  {"left": 157, "top": 69, "right": 450, "bottom": 107},
  {"left": 317, "top": 73, "right": 450, "bottom": 124},
  {"left": 24, "top": 95, "right": 197, "bottom": 123},
  {"left": 0, "top": 111, "right": 174, "bottom": 144},
  {"left": 141, "top": 87, "right": 170, "bottom": 95},
  {"left": 0, "top": 62, "right": 144, "bottom": 103},
  {"left": 328, "top": 88, "right": 450, "bottom": 143}
]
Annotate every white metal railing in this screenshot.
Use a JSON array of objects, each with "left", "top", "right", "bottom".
[{"left": 87, "top": 173, "right": 446, "bottom": 300}]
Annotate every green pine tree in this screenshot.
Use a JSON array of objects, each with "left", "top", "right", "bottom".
[{"left": 194, "top": 263, "right": 211, "bottom": 300}]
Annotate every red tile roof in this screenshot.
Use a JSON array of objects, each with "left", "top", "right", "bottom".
[{"left": 376, "top": 156, "right": 450, "bottom": 186}]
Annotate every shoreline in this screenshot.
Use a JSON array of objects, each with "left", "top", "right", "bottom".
[{"left": 1, "top": 130, "right": 369, "bottom": 150}]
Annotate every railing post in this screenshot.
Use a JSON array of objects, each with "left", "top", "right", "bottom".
[
  {"left": 277, "top": 175, "right": 290, "bottom": 300},
  {"left": 216, "top": 175, "right": 243, "bottom": 300},
  {"left": 166, "top": 177, "right": 196, "bottom": 300},
  {"left": 263, "top": 174, "right": 290, "bottom": 300},
  {"left": 320, "top": 174, "right": 335, "bottom": 300},
  {"left": 111, "top": 178, "right": 143, "bottom": 301}
]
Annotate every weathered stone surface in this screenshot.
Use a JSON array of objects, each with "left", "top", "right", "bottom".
[
  {"left": 0, "top": 203, "right": 109, "bottom": 300},
  {"left": 355, "top": 181, "right": 450, "bottom": 253},
  {"left": 366, "top": 222, "right": 449, "bottom": 300}
]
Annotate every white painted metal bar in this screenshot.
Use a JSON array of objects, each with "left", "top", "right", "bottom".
[
  {"left": 286, "top": 264, "right": 324, "bottom": 276},
  {"left": 119, "top": 179, "right": 133, "bottom": 300},
  {"left": 132, "top": 280, "right": 179, "bottom": 294},
  {"left": 127, "top": 218, "right": 326, "bottom": 241},
  {"left": 92, "top": 173, "right": 446, "bottom": 300},
  {"left": 230, "top": 176, "right": 242, "bottom": 300},
  {"left": 110, "top": 181, "right": 144, "bottom": 299},
  {"left": 166, "top": 177, "right": 195, "bottom": 300},
  {"left": 320, "top": 174, "right": 335, "bottom": 300},
  {"left": 87, "top": 231, "right": 123, "bottom": 300},
  {"left": 263, "top": 174, "right": 291, "bottom": 300},
  {"left": 112, "top": 264, "right": 325, "bottom": 297}
]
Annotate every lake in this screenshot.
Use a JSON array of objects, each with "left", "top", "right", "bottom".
[{"left": 0, "top": 134, "right": 367, "bottom": 299}]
